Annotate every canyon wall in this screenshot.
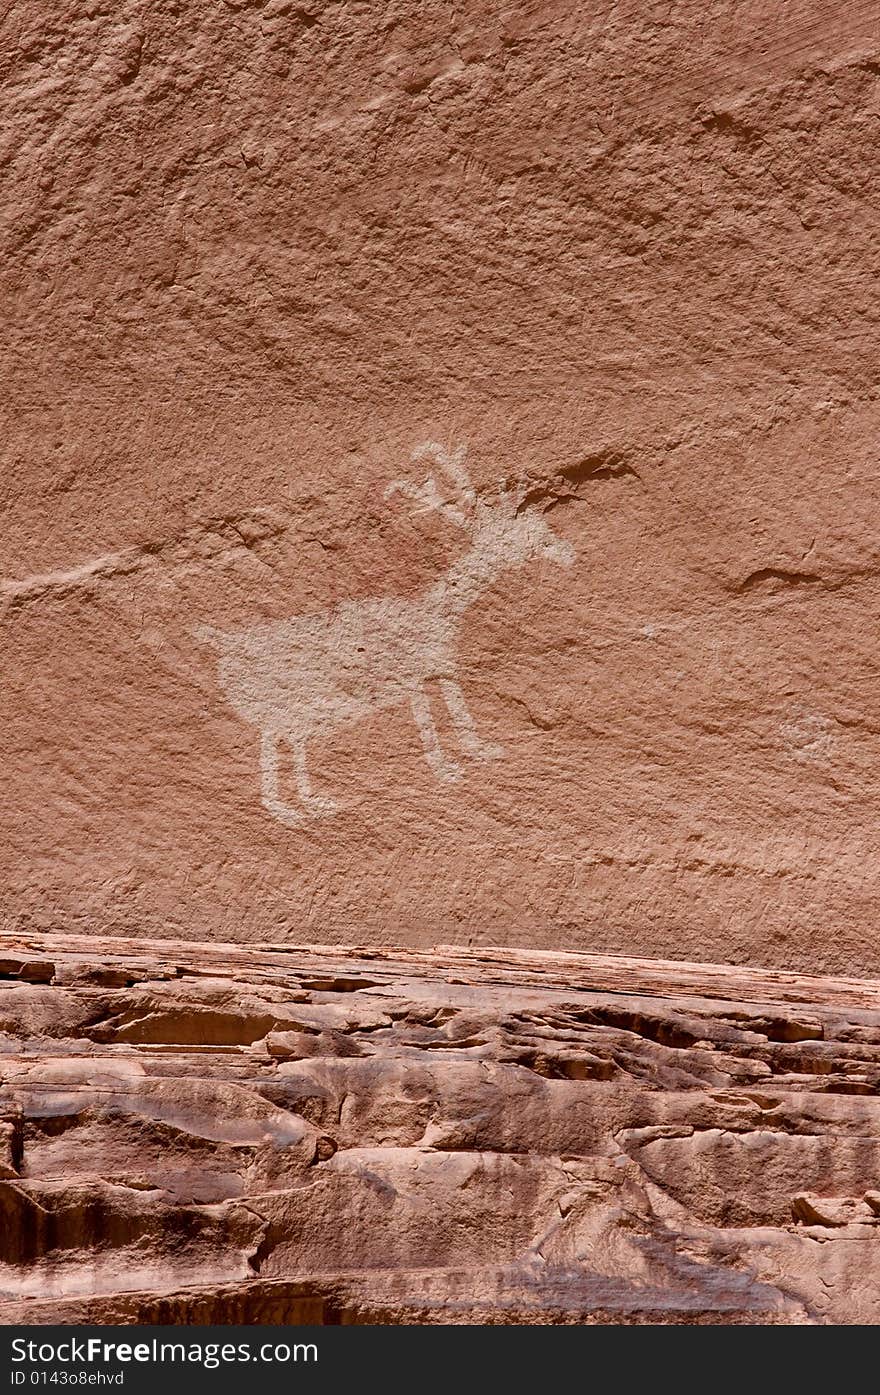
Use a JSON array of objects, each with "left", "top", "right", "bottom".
[{"left": 3, "top": 0, "right": 880, "bottom": 970}]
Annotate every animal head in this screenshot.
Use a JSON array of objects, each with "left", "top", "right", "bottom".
[{"left": 385, "top": 441, "right": 575, "bottom": 569}]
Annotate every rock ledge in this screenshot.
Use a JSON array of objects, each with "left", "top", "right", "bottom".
[{"left": 3, "top": 932, "right": 880, "bottom": 1324}]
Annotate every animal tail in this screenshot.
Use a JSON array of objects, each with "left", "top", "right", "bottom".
[{"left": 193, "top": 624, "right": 226, "bottom": 649}]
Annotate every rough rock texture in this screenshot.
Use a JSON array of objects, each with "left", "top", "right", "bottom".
[
  {"left": 5, "top": 932, "right": 880, "bottom": 1323},
  {"left": 3, "top": 2, "right": 880, "bottom": 969}
]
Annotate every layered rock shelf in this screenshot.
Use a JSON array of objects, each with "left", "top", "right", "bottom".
[{"left": 3, "top": 932, "right": 880, "bottom": 1324}]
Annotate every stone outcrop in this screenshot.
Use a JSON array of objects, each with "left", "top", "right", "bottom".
[
  {"left": 3, "top": 932, "right": 880, "bottom": 1324},
  {"left": 3, "top": 2, "right": 880, "bottom": 970}
]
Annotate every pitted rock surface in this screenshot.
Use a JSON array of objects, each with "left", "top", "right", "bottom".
[{"left": 3, "top": 2, "right": 880, "bottom": 970}]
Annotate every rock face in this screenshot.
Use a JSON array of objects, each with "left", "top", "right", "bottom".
[
  {"left": 4, "top": 932, "right": 880, "bottom": 1324},
  {"left": 3, "top": 2, "right": 880, "bottom": 970}
]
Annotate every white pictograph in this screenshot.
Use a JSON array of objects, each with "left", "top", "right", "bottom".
[{"left": 196, "top": 442, "right": 575, "bottom": 825}]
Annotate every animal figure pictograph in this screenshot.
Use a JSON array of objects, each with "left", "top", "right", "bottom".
[{"left": 197, "top": 442, "right": 575, "bottom": 826}]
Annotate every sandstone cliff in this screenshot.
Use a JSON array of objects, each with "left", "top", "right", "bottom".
[{"left": 3, "top": 4, "right": 880, "bottom": 968}]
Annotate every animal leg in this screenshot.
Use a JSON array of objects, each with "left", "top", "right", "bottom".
[
  {"left": 411, "top": 687, "right": 461, "bottom": 783},
  {"left": 260, "top": 731, "right": 306, "bottom": 827},
  {"left": 292, "top": 739, "right": 339, "bottom": 816},
  {"left": 439, "top": 680, "right": 504, "bottom": 761}
]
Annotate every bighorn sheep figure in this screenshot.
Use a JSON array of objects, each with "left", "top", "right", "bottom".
[{"left": 196, "top": 442, "right": 574, "bottom": 826}]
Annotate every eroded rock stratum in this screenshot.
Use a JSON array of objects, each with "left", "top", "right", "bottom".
[
  {"left": 3, "top": 934, "right": 880, "bottom": 1323},
  {"left": 3, "top": 2, "right": 880, "bottom": 969}
]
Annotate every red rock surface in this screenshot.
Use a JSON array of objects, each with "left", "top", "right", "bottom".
[
  {"left": 3, "top": 2, "right": 880, "bottom": 970},
  {"left": 3, "top": 932, "right": 880, "bottom": 1323}
]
